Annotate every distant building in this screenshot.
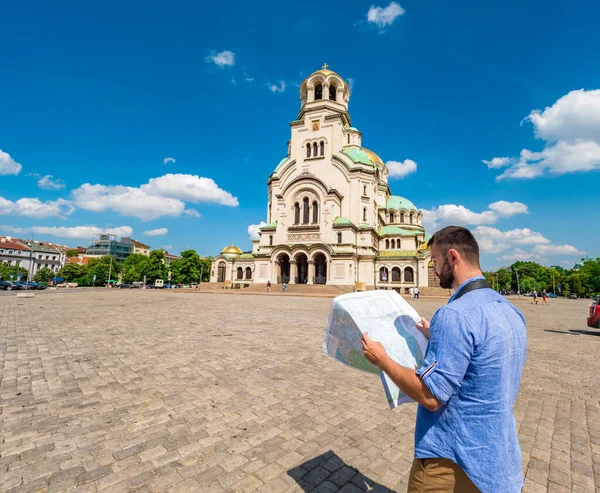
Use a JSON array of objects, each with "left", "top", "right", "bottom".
[
  {"left": 131, "top": 239, "right": 151, "bottom": 256},
  {"left": 86, "top": 234, "right": 133, "bottom": 261},
  {"left": 164, "top": 252, "right": 181, "bottom": 265},
  {"left": 18, "top": 240, "right": 62, "bottom": 276},
  {"left": 0, "top": 236, "right": 31, "bottom": 268}
]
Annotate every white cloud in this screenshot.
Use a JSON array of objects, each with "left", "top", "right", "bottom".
[
  {"left": 534, "top": 244, "right": 585, "bottom": 256},
  {"left": 487, "top": 89, "right": 600, "bottom": 180},
  {"left": 0, "top": 225, "right": 133, "bottom": 240},
  {"left": 27, "top": 173, "right": 66, "bottom": 190},
  {"left": 72, "top": 174, "right": 237, "bottom": 221},
  {"left": 386, "top": 159, "right": 417, "bottom": 179},
  {"left": 482, "top": 157, "right": 511, "bottom": 169},
  {"left": 0, "top": 196, "right": 75, "bottom": 219},
  {"left": 0, "top": 149, "right": 22, "bottom": 175},
  {"left": 473, "top": 226, "right": 550, "bottom": 253},
  {"left": 243, "top": 73, "right": 254, "bottom": 82},
  {"left": 500, "top": 248, "right": 542, "bottom": 262},
  {"left": 184, "top": 208, "right": 201, "bottom": 217},
  {"left": 144, "top": 228, "right": 168, "bottom": 237},
  {"left": 248, "top": 221, "right": 267, "bottom": 241},
  {"left": 488, "top": 201, "right": 528, "bottom": 217},
  {"left": 163, "top": 157, "right": 176, "bottom": 165},
  {"left": 423, "top": 201, "right": 529, "bottom": 231},
  {"left": 205, "top": 50, "right": 235, "bottom": 68},
  {"left": 142, "top": 174, "right": 239, "bottom": 206},
  {"left": 161, "top": 244, "right": 173, "bottom": 251},
  {"left": 367, "top": 2, "right": 405, "bottom": 29},
  {"left": 347, "top": 78, "right": 355, "bottom": 92},
  {"left": 72, "top": 184, "right": 185, "bottom": 221},
  {"left": 268, "top": 81, "right": 286, "bottom": 93}
]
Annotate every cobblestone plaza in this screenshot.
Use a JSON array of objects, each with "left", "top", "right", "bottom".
[{"left": 0, "top": 291, "right": 598, "bottom": 492}]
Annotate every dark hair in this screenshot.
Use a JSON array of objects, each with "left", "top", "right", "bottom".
[{"left": 429, "top": 226, "right": 480, "bottom": 267}]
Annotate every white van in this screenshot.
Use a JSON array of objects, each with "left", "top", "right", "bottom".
[{"left": 154, "top": 279, "right": 164, "bottom": 289}]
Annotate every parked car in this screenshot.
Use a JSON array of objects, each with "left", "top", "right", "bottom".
[
  {"left": 0, "top": 280, "right": 13, "bottom": 290},
  {"left": 6, "top": 282, "right": 24, "bottom": 290},
  {"left": 119, "top": 284, "right": 131, "bottom": 289},
  {"left": 547, "top": 293, "right": 558, "bottom": 298},
  {"left": 568, "top": 293, "right": 578, "bottom": 299},
  {"left": 588, "top": 297, "right": 600, "bottom": 328}
]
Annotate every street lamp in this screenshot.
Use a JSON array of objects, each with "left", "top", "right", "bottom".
[{"left": 514, "top": 268, "right": 520, "bottom": 298}]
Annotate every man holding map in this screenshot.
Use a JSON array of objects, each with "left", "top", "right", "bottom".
[{"left": 361, "top": 226, "right": 527, "bottom": 493}]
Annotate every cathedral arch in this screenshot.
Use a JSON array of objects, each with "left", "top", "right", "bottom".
[
  {"left": 312, "top": 201, "right": 319, "bottom": 223},
  {"left": 385, "top": 239, "right": 390, "bottom": 249},
  {"left": 329, "top": 84, "right": 337, "bottom": 101},
  {"left": 389, "top": 212, "right": 395, "bottom": 223},
  {"left": 320, "top": 140, "right": 325, "bottom": 156},
  {"left": 303, "top": 197, "right": 310, "bottom": 224},
  {"left": 391, "top": 239, "right": 395, "bottom": 249},
  {"left": 404, "top": 267, "right": 414, "bottom": 282},
  {"left": 392, "top": 267, "right": 401, "bottom": 282},
  {"left": 315, "top": 83, "right": 323, "bottom": 100},
  {"left": 236, "top": 267, "right": 243, "bottom": 280},
  {"left": 217, "top": 262, "right": 226, "bottom": 283},
  {"left": 379, "top": 266, "right": 388, "bottom": 282},
  {"left": 294, "top": 202, "right": 300, "bottom": 224},
  {"left": 245, "top": 267, "right": 252, "bottom": 280}
]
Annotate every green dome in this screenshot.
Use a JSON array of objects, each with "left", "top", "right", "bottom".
[{"left": 386, "top": 195, "right": 418, "bottom": 211}]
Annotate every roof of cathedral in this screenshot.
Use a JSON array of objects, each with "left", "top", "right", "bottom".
[
  {"left": 385, "top": 196, "right": 418, "bottom": 211},
  {"left": 362, "top": 148, "right": 383, "bottom": 165},
  {"left": 238, "top": 253, "right": 254, "bottom": 259},
  {"left": 220, "top": 244, "right": 243, "bottom": 256},
  {"left": 379, "top": 226, "right": 419, "bottom": 236},
  {"left": 342, "top": 147, "right": 372, "bottom": 166},
  {"left": 259, "top": 221, "right": 277, "bottom": 231},
  {"left": 274, "top": 157, "right": 288, "bottom": 173},
  {"left": 377, "top": 250, "right": 423, "bottom": 258},
  {"left": 333, "top": 217, "right": 356, "bottom": 227}
]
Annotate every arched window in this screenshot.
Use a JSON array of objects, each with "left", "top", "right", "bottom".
[
  {"left": 237, "top": 267, "right": 243, "bottom": 280},
  {"left": 245, "top": 267, "right": 252, "bottom": 279},
  {"left": 347, "top": 134, "right": 350, "bottom": 144},
  {"left": 389, "top": 213, "right": 395, "bottom": 223},
  {"left": 315, "top": 84, "right": 323, "bottom": 100},
  {"left": 312, "top": 201, "right": 319, "bottom": 223},
  {"left": 410, "top": 213, "right": 414, "bottom": 224},
  {"left": 303, "top": 197, "right": 310, "bottom": 224},
  {"left": 404, "top": 267, "right": 414, "bottom": 282},
  {"left": 337, "top": 232, "right": 342, "bottom": 244},
  {"left": 329, "top": 85, "right": 336, "bottom": 101},
  {"left": 400, "top": 213, "right": 405, "bottom": 223},
  {"left": 307, "top": 144, "right": 311, "bottom": 158},
  {"left": 320, "top": 141, "right": 324, "bottom": 156},
  {"left": 363, "top": 208, "right": 367, "bottom": 222},
  {"left": 385, "top": 239, "right": 390, "bottom": 249},
  {"left": 294, "top": 203, "right": 300, "bottom": 224},
  {"left": 396, "top": 239, "right": 401, "bottom": 249},
  {"left": 268, "top": 203, "right": 272, "bottom": 222},
  {"left": 379, "top": 266, "right": 388, "bottom": 281},
  {"left": 392, "top": 267, "right": 401, "bottom": 282},
  {"left": 363, "top": 185, "right": 367, "bottom": 196},
  {"left": 269, "top": 235, "right": 273, "bottom": 246},
  {"left": 391, "top": 239, "right": 395, "bottom": 249},
  {"left": 313, "top": 142, "right": 318, "bottom": 157}
]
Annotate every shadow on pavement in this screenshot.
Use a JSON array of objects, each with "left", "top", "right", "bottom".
[
  {"left": 287, "top": 450, "right": 397, "bottom": 493},
  {"left": 544, "top": 329, "right": 600, "bottom": 336}
]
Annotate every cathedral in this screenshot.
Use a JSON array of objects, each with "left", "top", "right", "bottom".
[{"left": 210, "top": 65, "right": 432, "bottom": 291}]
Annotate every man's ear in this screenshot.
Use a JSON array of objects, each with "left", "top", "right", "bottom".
[{"left": 448, "top": 248, "right": 460, "bottom": 265}]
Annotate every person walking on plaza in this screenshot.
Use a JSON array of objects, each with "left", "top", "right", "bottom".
[
  {"left": 282, "top": 282, "right": 287, "bottom": 293},
  {"left": 361, "top": 226, "right": 527, "bottom": 493},
  {"left": 409, "top": 287, "right": 414, "bottom": 299},
  {"left": 266, "top": 280, "right": 271, "bottom": 292},
  {"left": 413, "top": 287, "right": 420, "bottom": 300},
  {"left": 542, "top": 289, "right": 548, "bottom": 304},
  {"left": 531, "top": 290, "right": 539, "bottom": 305}
]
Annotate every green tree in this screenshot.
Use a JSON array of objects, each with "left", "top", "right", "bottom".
[
  {"left": 122, "top": 254, "right": 148, "bottom": 283},
  {"left": 519, "top": 275, "right": 537, "bottom": 293},
  {"left": 170, "top": 249, "right": 201, "bottom": 284},
  {"left": 65, "top": 249, "right": 79, "bottom": 258},
  {"left": 0, "top": 263, "right": 29, "bottom": 281},
  {"left": 34, "top": 267, "right": 55, "bottom": 283},
  {"left": 141, "top": 250, "right": 166, "bottom": 283},
  {"left": 88, "top": 256, "right": 122, "bottom": 285},
  {"left": 58, "top": 263, "right": 89, "bottom": 282}
]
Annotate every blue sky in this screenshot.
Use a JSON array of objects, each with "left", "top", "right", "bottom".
[{"left": 1, "top": 0, "right": 599, "bottom": 269}]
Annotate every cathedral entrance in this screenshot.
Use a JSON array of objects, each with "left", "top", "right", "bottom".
[
  {"left": 313, "top": 253, "right": 327, "bottom": 284},
  {"left": 294, "top": 253, "right": 308, "bottom": 284},
  {"left": 277, "top": 254, "right": 290, "bottom": 284},
  {"left": 217, "top": 262, "right": 226, "bottom": 283}
]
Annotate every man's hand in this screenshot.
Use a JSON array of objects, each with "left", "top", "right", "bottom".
[
  {"left": 361, "top": 333, "right": 389, "bottom": 369},
  {"left": 416, "top": 317, "right": 430, "bottom": 340}
]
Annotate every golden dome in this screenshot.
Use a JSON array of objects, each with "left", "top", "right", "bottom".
[
  {"left": 361, "top": 147, "right": 384, "bottom": 166},
  {"left": 220, "top": 244, "right": 243, "bottom": 256},
  {"left": 310, "top": 63, "right": 339, "bottom": 79}
]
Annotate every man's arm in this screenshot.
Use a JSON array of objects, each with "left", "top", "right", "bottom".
[{"left": 362, "top": 333, "right": 441, "bottom": 412}]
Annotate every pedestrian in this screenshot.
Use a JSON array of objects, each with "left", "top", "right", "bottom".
[
  {"left": 542, "top": 289, "right": 548, "bottom": 305},
  {"left": 282, "top": 282, "right": 287, "bottom": 293},
  {"left": 414, "top": 287, "right": 420, "bottom": 300},
  {"left": 531, "top": 290, "right": 539, "bottom": 305},
  {"left": 409, "top": 287, "right": 414, "bottom": 299},
  {"left": 266, "top": 280, "right": 271, "bottom": 292},
  {"left": 362, "top": 226, "right": 527, "bottom": 492}
]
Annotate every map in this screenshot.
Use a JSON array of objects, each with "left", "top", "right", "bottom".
[{"left": 323, "top": 290, "right": 429, "bottom": 408}]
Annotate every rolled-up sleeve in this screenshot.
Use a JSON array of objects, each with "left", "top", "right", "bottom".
[{"left": 415, "top": 307, "right": 474, "bottom": 405}]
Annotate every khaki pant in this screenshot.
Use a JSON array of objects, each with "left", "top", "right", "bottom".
[{"left": 407, "top": 458, "right": 480, "bottom": 493}]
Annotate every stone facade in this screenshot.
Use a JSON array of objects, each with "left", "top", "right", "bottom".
[{"left": 211, "top": 66, "right": 431, "bottom": 290}]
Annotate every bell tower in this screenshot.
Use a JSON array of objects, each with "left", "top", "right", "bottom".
[{"left": 298, "top": 64, "right": 351, "bottom": 121}]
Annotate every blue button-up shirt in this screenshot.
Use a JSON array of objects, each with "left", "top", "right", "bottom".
[{"left": 415, "top": 276, "right": 527, "bottom": 492}]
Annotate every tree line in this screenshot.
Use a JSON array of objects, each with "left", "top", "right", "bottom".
[
  {"left": 483, "top": 258, "right": 600, "bottom": 297},
  {"left": 55, "top": 249, "right": 211, "bottom": 286}
]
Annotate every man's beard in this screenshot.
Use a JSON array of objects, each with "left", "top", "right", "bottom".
[{"left": 437, "top": 259, "right": 454, "bottom": 289}]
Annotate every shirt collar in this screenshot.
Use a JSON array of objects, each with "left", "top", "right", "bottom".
[{"left": 448, "top": 275, "right": 486, "bottom": 303}]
